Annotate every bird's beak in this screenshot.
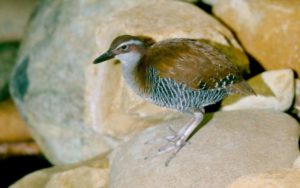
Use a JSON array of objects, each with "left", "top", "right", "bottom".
[{"left": 93, "top": 51, "right": 114, "bottom": 64}]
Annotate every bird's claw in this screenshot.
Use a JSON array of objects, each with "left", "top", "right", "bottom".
[{"left": 145, "top": 132, "right": 187, "bottom": 166}]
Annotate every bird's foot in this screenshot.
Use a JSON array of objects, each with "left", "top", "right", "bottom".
[
  {"left": 145, "top": 132, "right": 188, "bottom": 166},
  {"left": 145, "top": 111, "right": 203, "bottom": 166},
  {"left": 144, "top": 125, "right": 183, "bottom": 145}
]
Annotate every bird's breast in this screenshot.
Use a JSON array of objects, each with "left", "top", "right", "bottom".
[{"left": 144, "top": 67, "right": 228, "bottom": 112}]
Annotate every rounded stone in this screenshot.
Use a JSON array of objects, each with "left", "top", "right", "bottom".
[
  {"left": 109, "top": 110, "right": 299, "bottom": 188},
  {"left": 213, "top": 0, "right": 300, "bottom": 76}
]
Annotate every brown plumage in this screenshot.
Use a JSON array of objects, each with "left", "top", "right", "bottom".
[{"left": 136, "top": 38, "right": 254, "bottom": 95}]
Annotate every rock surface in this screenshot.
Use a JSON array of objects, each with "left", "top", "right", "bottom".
[
  {"left": 0, "top": 0, "right": 38, "bottom": 41},
  {"left": 213, "top": 0, "right": 300, "bottom": 76},
  {"left": 228, "top": 169, "right": 300, "bottom": 188},
  {"left": 0, "top": 42, "right": 19, "bottom": 101},
  {"left": 222, "top": 69, "right": 294, "bottom": 111},
  {"left": 11, "top": 0, "right": 247, "bottom": 164},
  {"left": 10, "top": 154, "right": 108, "bottom": 188},
  {"left": 0, "top": 99, "right": 31, "bottom": 142},
  {"left": 109, "top": 110, "right": 299, "bottom": 188}
]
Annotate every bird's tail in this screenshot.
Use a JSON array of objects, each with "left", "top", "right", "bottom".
[{"left": 226, "top": 81, "right": 256, "bottom": 96}]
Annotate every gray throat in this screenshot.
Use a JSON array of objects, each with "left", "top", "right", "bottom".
[{"left": 116, "top": 52, "right": 144, "bottom": 96}]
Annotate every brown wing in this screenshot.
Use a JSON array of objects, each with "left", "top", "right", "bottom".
[{"left": 138, "top": 38, "right": 254, "bottom": 94}]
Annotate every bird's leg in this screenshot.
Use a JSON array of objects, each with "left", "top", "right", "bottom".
[
  {"left": 164, "top": 117, "right": 196, "bottom": 142},
  {"left": 145, "top": 110, "right": 204, "bottom": 166}
]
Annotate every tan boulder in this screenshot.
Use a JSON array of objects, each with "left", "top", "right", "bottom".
[
  {"left": 222, "top": 69, "right": 294, "bottom": 111},
  {"left": 228, "top": 169, "right": 300, "bottom": 188},
  {"left": 10, "top": 154, "right": 109, "bottom": 188},
  {"left": 213, "top": 0, "right": 300, "bottom": 76},
  {"left": 109, "top": 110, "right": 299, "bottom": 188}
]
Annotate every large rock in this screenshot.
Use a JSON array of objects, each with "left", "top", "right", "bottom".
[
  {"left": 228, "top": 169, "right": 300, "bottom": 188},
  {"left": 11, "top": 0, "right": 247, "bottom": 164},
  {"left": 222, "top": 69, "right": 294, "bottom": 111},
  {"left": 10, "top": 154, "right": 108, "bottom": 188},
  {"left": 0, "top": 0, "right": 38, "bottom": 41},
  {"left": 0, "top": 42, "right": 19, "bottom": 101},
  {"left": 213, "top": 0, "right": 300, "bottom": 76},
  {"left": 109, "top": 110, "right": 299, "bottom": 188}
]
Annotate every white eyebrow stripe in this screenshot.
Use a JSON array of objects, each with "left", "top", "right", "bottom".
[{"left": 116, "top": 40, "right": 143, "bottom": 49}]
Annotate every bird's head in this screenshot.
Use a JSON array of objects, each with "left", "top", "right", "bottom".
[{"left": 93, "top": 35, "right": 155, "bottom": 64}]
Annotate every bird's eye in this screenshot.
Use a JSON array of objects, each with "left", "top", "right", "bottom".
[{"left": 120, "top": 45, "right": 128, "bottom": 50}]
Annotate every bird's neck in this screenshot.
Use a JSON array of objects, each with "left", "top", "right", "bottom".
[{"left": 116, "top": 52, "right": 145, "bottom": 95}]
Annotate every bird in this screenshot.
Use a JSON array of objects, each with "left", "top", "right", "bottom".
[{"left": 93, "top": 35, "right": 255, "bottom": 166}]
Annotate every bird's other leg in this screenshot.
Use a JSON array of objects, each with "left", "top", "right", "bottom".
[
  {"left": 144, "top": 118, "right": 195, "bottom": 145},
  {"left": 146, "top": 109, "right": 204, "bottom": 166}
]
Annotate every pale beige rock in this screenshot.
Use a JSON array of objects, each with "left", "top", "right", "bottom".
[
  {"left": 0, "top": 0, "right": 38, "bottom": 41},
  {"left": 11, "top": 0, "right": 247, "bottom": 164},
  {"left": 109, "top": 110, "right": 299, "bottom": 188},
  {"left": 213, "top": 0, "right": 300, "bottom": 76},
  {"left": 10, "top": 155, "right": 109, "bottom": 188},
  {"left": 222, "top": 69, "right": 294, "bottom": 111},
  {"left": 228, "top": 169, "right": 300, "bottom": 188}
]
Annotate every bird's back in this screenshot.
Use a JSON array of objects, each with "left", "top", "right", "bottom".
[{"left": 135, "top": 38, "right": 254, "bottom": 112}]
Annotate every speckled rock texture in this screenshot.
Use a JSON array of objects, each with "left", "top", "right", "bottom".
[
  {"left": 213, "top": 0, "right": 300, "bottom": 76},
  {"left": 10, "top": 0, "right": 247, "bottom": 165},
  {"left": 109, "top": 110, "right": 299, "bottom": 188}
]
